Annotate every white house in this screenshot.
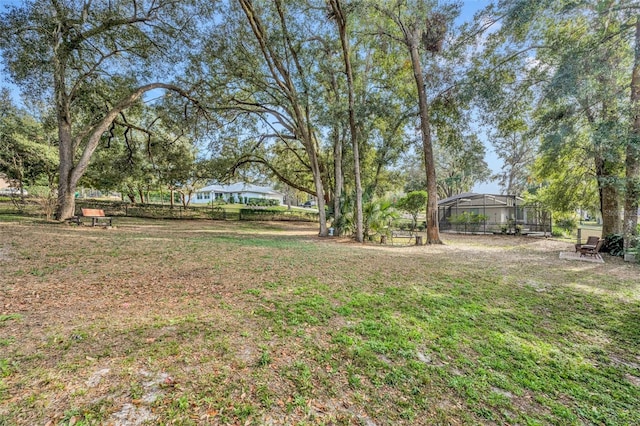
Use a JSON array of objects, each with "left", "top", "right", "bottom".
[{"left": 192, "top": 182, "right": 284, "bottom": 205}]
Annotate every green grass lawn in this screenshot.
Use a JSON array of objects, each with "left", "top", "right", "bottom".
[{"left": 0, "top": 217, "right": 638, "bottom": 425}]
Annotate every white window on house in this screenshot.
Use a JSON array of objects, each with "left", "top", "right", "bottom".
[
  {"left": 203, "top": 192, "right": 211, "bottom": 200},
  {"left": 197, "top": 193, "right": 203, "bottom": 200}
]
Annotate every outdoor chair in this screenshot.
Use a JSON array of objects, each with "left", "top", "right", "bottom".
[
  {"left": 579, "top": 238, "right": 604, "bottom": 259},
  {"left": 575, "top": 235, "right": 600, "bottom": 253}
]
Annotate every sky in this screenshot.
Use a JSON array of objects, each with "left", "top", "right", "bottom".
[
  {"left": 0, "top": 0, "right": 21, "bottom": 102},
  {"left": 458, "top": 1, "right": 501, "bottom": 194},
  {"left": 0, "top": 0, "right": 502, "bottom": 194}
]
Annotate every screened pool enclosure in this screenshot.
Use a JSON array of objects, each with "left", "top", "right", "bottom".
[{"left": 437, "top": 193, "right": 551, "bottom": 235}]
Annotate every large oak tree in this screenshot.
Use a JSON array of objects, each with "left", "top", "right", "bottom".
[{"left": 0, "top": 0, "right": 202, "bottom": 220}]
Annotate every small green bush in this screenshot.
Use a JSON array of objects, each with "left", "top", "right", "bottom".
[
  {"left": 603, "top": 234, "right": 624, "bottom": 257},
  {"left": 449, "top": 212, "right": 488, "bottom": 233},
  {"left": 555, "top": 216, "right": 577, "bottom": 235},
  {"left": 246, "top": 198, "right": 279, "bottom": 207}
]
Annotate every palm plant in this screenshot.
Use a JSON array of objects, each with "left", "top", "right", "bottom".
[
  {"left": 335, "top": 191, "right": 398, "bottom": 241},
  {"left": 363, "top": 198, "right": 398, "bottom": 240}
]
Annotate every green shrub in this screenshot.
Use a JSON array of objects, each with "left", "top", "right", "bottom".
[
  {"left": 28, "top": 185, "right": 57, "bottom": 220},
  {"left": 555, "top": 217, "right": 577, "bottom": 234},
  {"left": 603, "top": 234, "right": 624, "bottom": 257},
  {"left": 246, "top": 198, "right": 279, "bottom": 207},
  {"left": 238, "top": 208, "right": 317, "bottom": 222},
  {"left": 398, "top": 221, "right": 411, "bottom": 231},
  {"left": 395, "top": 191, "right": 427, "bottom": 230},
  {"left": 449, "top": 212, "right": 488, "bottom": 233},
  {"left": 334, "top": 195, "right": 398, "bottom": 239}
]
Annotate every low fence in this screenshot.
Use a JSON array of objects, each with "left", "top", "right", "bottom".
[{"left": 75, "top": 201, "right": 318, "bottom": 222}]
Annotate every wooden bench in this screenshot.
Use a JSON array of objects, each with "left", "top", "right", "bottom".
[
  {"left": 390, "top": 230, "right": 417, "bottom": 245},
  {"left": 579, "top": 238, "right": 604, "bottom": 259},
  {"left": 575, "top": 235, "right": 599, "bottom": 253},
  {"left": 70, "top": 208, "right": 112, "bottom": 227}
]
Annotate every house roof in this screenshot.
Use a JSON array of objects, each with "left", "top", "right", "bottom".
[
  {"left": 198, "top": 183, "right": 284, "bottom": 197},
  {"left": 438, "top": 193, "right": 524, "bottom": 206},
  {"left": 438, "top": 192, "right": 478, "bottom": 205}
]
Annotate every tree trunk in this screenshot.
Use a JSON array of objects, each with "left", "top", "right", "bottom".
[
  {"left": 329, "top": 0, "right": 363, "bottom": 242},
  {"left": 624, "top": 16, "right": 640, "bottom": 252},
  {"left": 56, "top": 181, "right": 77, "bottom": 220},
  {"left": 333, "top": 128, "right": 344, "bottom": 233},
  {"left": 601, "top": 183, "right": 622, "bottom": 236},
  {"left": 597, "top": 155, "right": 622, "bottom": 236},
  {"left": 55, "top": 157, "right": 80, "bottom": 221},
  {"left": 408, "top": 34, "right": 442, "bottom": 244},
  {"left": 309, "top": 144, "right": 328, "bottom": 236},
  {"left": 53, "top": 44, "right": 75, "bottom": 221},
  {"left": 55, "top": 117, "right": 76, "bottom": 220}
]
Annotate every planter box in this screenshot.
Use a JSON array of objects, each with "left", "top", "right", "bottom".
[{"left": 624, "top": 253, "right": 637, "bottom": 262}]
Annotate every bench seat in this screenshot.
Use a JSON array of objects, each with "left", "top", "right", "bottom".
[
  {"left": 390, "top": 230, "right": 422, "bottom": 245},
  {"left": 69, "top": 208, "right": 112, "bottom": 227}
]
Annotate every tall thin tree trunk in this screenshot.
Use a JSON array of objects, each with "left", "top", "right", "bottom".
[
  {"left": 329, "top": 0, "right": 363, "bottom": 242},
  {"left": 308, "top": 145, "right": 328, "bottom": 236},
  {"left": 408, "top": 36, "right": 442, "bottom": 244},
  {"left": 624, "top": 16, "right": 640, "bottom": 252},
  {"left": 333, "top": 128, "right": 343, "bottom": 232}
]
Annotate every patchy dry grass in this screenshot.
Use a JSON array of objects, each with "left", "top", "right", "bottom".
[{"left": 0, "top": 217, "right": 639, "bottom": 425}]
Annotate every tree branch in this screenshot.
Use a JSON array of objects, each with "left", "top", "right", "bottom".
[
  {"left": 231, "top": 154, "right": 314, "bottom": 195},
  {"left": 70, "top": 82, "right": 204, "bottom": 185}
]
